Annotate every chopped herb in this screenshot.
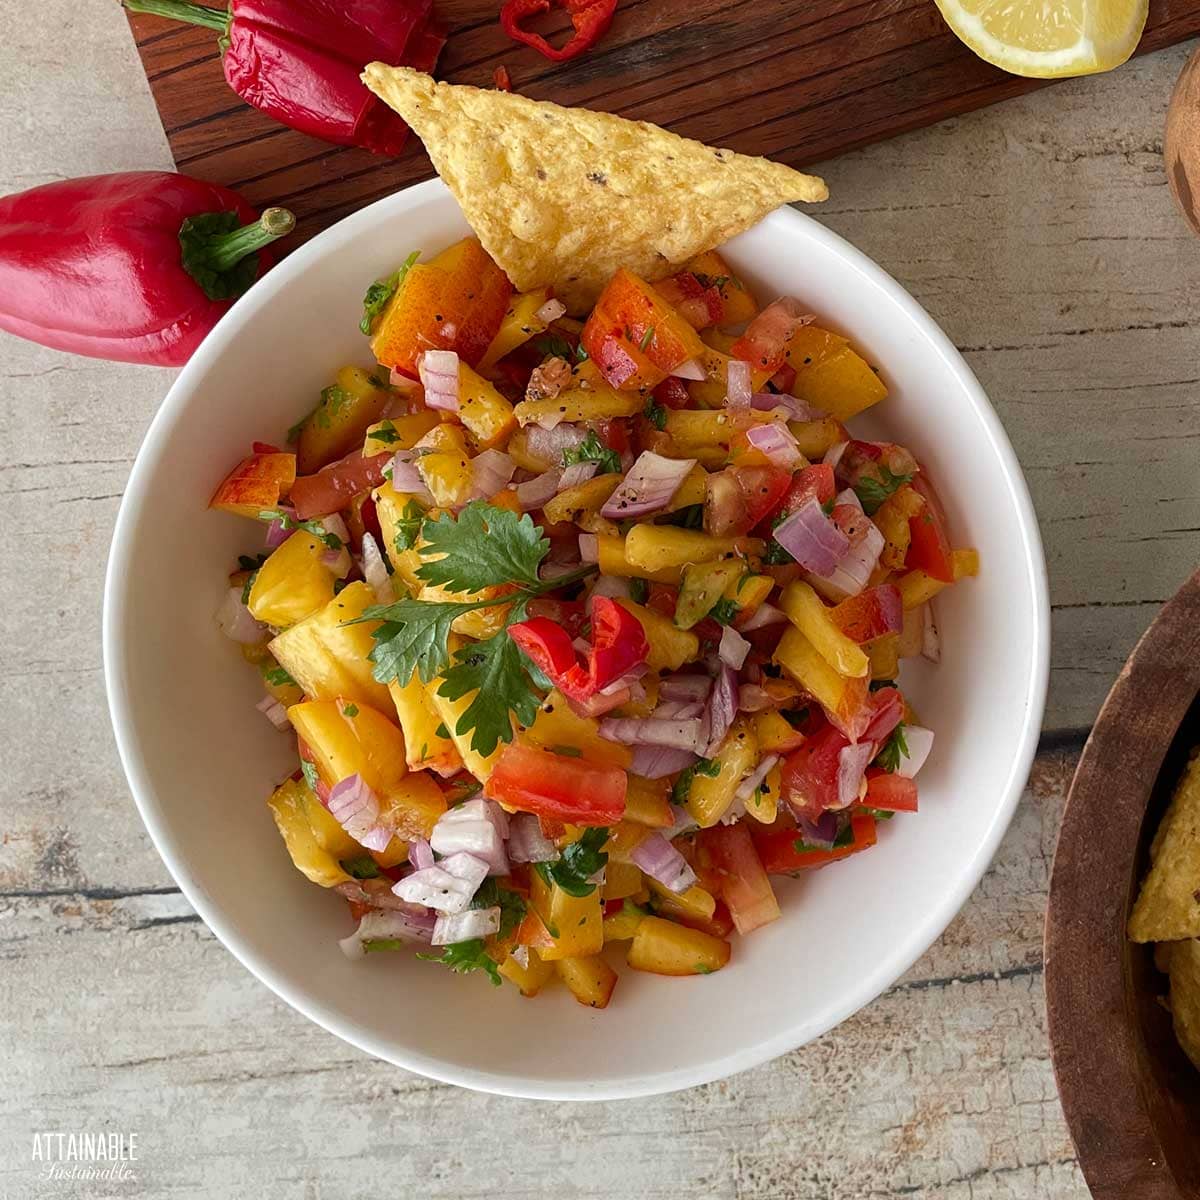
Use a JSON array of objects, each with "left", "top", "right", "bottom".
[
  {"left": 434, "top": 722, "right": 450, "bottom": 739},
  {"left": 363, "top": 938, "right": 407, "bottom": 953},
  {"left": 341, "top": 855, "right": 381, "bottom": 879},
  {"left": 238, "top": 553, "right": 269, "bottom": 572},
  {"left": 694, "top": 272, "right": 732, "bottom": 291},
  {"left": 765, "top": 511, "right": 795, "bottom": 564},
  {"left": 793, "top": 821, "right": 855, "bottom": 854},
  {"left": 854, "top": 467, "right": 913, "bottom": 516},
  {"left": 370, "top": 420, "right": 402, "bottom": 445},
  {"left": 368, "top": 371, "right": 390, "bottom": 390},
  {"left": 709, "top": 597, "right": 739, "bottom": 626},
  {"left": 360, "top": 250, "right": 419, "bottom": 335},
  {"left": 316, "top": 385, "right": 350, "bottom": 428},
  {"left": 256, "top": 508, "right": 343, "bottom": 550},
  {"left": 286, "top": 413, "right": 308, "bottom": 443},
  {"left": 535, "top": 827, "right": 609, "bottom": 898},
  {"left": 629, "top": 578, "right": 649, "bottom": 604},
  {"left": 392, "top": 499, "right": 426, "bottom": 555},
  {"left": 418, "top": 938, "right": 502, "bottom": 986},
  {"left": 341, "top": 703, "right": 359, "bottom": 718},
  {"left": 644, "top": 397, "right": 668, "bottom": 431},
  {"left": 533, "top": 333, "right": 574, "bottom": 360},
  {"left": 873, "top": 723, "right": 909, "bottom": 774},
  {"left": 664, "top": 503, "right": 704, "bottom": 530},
  {"left": 821, "top": 497, "right": 836, "bottom": 515},
  {"left": 639, "top": 326, "right": 655, "bottom": 352},
  {"left": 671, "top": 758, "right": 720, "bottom": 805},
  {"left": 300, "top": 760, "right": 320, "bottom": 793},
  {"left": 695, "top": 963, "right": 715, "bottom": 974},
  {"left": 551, "top": 744, "right": 583, "bottom": 757},
  {"left": 262, "top": 665, "right": 297, "bottom": 688},
  {"left": 574, "top": 342, "right": 590, "bottom": 363},
  {"left": 562, "top": 430, "right": 621, "bottom": 475},
  {"left": 240, "top": 571, "right": 257, "bottom": 606},
  {"left": 472, "top": 879, "right": 527, "bottom": 939},
  {"left": 861, "top": 807, "right": 896, "bottom": 821}
]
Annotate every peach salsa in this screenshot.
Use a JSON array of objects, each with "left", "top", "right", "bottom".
[{"left": 210, "top": 237, "right": 978, "bottom": 1007}]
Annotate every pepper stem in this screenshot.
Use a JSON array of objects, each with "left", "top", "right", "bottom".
[
  {"left": 204, "top": 207, "right": 295, "bottom": 272},
  {"left": 121, "top": 0, "right": 229, "bottom": 34}
]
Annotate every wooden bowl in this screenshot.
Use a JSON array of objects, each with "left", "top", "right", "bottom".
[{"left": 1046, "top": 567, "right": 1200, "bottom": 1199}]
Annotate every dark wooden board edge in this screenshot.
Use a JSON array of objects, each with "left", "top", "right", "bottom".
[{"left": 1046, "top": 566, "right": 1200, "bottom": 1200}]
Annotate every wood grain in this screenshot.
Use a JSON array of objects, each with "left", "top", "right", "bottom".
[
  {"left": 1046, "top": 569, "right": 1200, "bottom": 1200},
  {"left": 124, "top": 0, "right": 1200, "bottom": 244}
]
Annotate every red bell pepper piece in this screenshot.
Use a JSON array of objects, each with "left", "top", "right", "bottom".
[
  {"left": 487, "top": 743, "right": 627, "bottom": 824},
  {"left": 905, "top": 472, "right": 955, "bottom": 583},
  {"left": 862, "top": 769, "right": 918, "bottom": 812},
  {"left": 0, "top": 172, "right": 293, "bottom": 367},
  {"left": 123, "top": 0, "right": 443, "bottom": 155},
  {"left": 588, "top": 596, "right": 648, "bottom": 690},
  {"left": 493, "top": 65, "right": 514, "bottom": 92},
  {"left": 752, "top": 811, "right": 878, "bottom": 875},
  {"left": 499, "top": 0, "right": 617, "bottom": 62}
]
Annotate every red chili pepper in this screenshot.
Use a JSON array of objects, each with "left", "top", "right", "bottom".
[
  {"left": 122, "top": 0, "right": 445, "bottom": 154},
  {"left": 493, "top": 65, "right": 514, "bottom": 92},
  {"left": 0, "top": 172, "right": 293, "bottom": 367},
  {"left": 499, "top": 0, "right": 617, "bottom": 62}
]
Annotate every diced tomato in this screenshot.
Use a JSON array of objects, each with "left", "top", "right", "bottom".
[
  {"left": 347, "top": 898, "right": 371, "bottom": 922},
  {"left": 652, "top": 270, "right": 725, "bottom": 329},
  {"left": 729, "top": 297, "right": 811, "bottom": 375},
  {"left": 290, "top": 450, "right": 391, "bottom": 519},
  {"left": 862, "top": 769, "right": 918, "bottom": 812},
  {"left": 775, "top": 463, "right": 836, "bottom": 519},
  {"left": 652, "top": 376, "right": 691, "bottom": 410},
  {"left": 596, "top": 417, "right": 631, "bottom": 454},
  {"left": 905, "top": 472, "right": 954, "bottom": 582},
  {"left": 752, "top": 811, "right": 878, "bottom": 874},
  {"left": 646, "top": 583, "right": 678, "bottom": 618},
  {"left": 830, "top": 585, "right": 903, "bottom": 643},
  {"left": 696, "top": 824, "right": 781, "bottom": 934},
  {"left": 769, "top": 363, "right": 797, "bottom": 393},
  {"left": 860, "top": 687, "right": 904, "bottom": 745},
  {"left": 780, "top": 723, "right": 848, "bottom": 818},
  {"left": 733, "top": 464, "right": 792, "bottom": 528},
  {"left": 487, "top": 743, "right": 627, "bottom": 824}
]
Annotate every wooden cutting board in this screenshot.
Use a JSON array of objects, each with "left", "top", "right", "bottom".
[{"left": 127, "top": 0, "right": 1200, "bottom": 246}]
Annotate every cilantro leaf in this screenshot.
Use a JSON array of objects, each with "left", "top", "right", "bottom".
[
  {"left": 238, "top": 553, "right": 269, "bottom": 572},
  {"left": 793, "top": 820, "right": 855, "bottom": 854},
  {"left": 416, "top": 502, "right": 549, "bottom": 593},
  {"left": 360, "top": 250, "right": 419, "bottom": 336},
  {"left": 562, "top": 431, "right": 621, "bottom": 475},
  {"left": 639, "top": 326, "right": 655, "bottom": 351},
  {"left": 473, "top": 879, "right": 527, "bottom": 939},
  {"left": 436, "top": 617, "right": 542, "bottom": 757},
  {"left": 671, "top": 757, "right": 720, "bottom": 805},
  {"left": 357, "top": 596, "right": 483, "bottom": 686},
  {"left": 392, "top": 499, "right": 426, "bottom": 555},
  {"left": 535, "top": 827, "right": 609, "bottom": 897},
  {"left": 257, "top": 508, "right": 343, "bottom": 550},
  {"left": 533, "top": 333, "right": 574, "bottom": 360},
  {"left": 341, "top": 855, "right": 381, "bottom": 879},
  {"left": 300, "top": 760, "right": 320, "bottom": 792},
  {"left": 709, "top": 597, "right": 739, "bottom": 626},
  {"left": 873, "top": 723, "right": 909, "bottom": 774},
  {"left": 316, "top": 385, "right": 350, "bottom": 429},
  {"left": 854, "top": 467, "right": 912, "bottom": 516},
  {"left": 629, "top": 577, "right": 649, "bottom": 604},
  {"left": 262, "top": 665, "right": 296, "bottom": 688},
  {"left": 240, "top": 571, "right": 257, "bottom": 606},
  {"left": 644, "top": 397, "right": 667, "bottom": 431},
  {"left": 418, "top": 938, "right": 502, "bottom": 985},
  {"left": 370, "top": 420, "right": 402, "bottom": 446}
]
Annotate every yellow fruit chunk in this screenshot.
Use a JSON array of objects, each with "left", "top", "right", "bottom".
[
  {"left": 387, "top": 672, "right": 463, "bottom": 776},
  {"left": 933, "top": 0, "right": 1147, "bottom": 77},
  {"left": 683, "top": 718, "right": 759, "bottom": 827},
  {"left": 615, "top": 599, "right": 699, "bottom": 672},
  {"left": 556, "top": 955, "right": 617, "bottom": 1008},
  {"left": 627, "top": 916, "right": 730, "bottom": 975},
  {"left": 266, "top": 778, "right": 356, "bottom": 887},
  {"left": 498, "top": 948, "right": 555, "bottom": 997},
  {"left": 530, "top": 870, "right": 603, "bottom": 961},
  {"left": 477, "top": 288, "right": 551, "bottom": 374},
  {"left": 779, "top": 580, "right": 870, "bottom": 678},
  {"left": 247, "top": 532, "right": 336, "bottom": 628},
  {"left": 457, "top": 363, "right": 517, "bottom": 449}
]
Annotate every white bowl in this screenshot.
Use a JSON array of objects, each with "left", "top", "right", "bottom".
[{"left": 104, "top": 179, "right": 1049, "bottom": 1100}]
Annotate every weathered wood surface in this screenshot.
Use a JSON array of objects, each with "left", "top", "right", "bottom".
[
  {"left": 123, "top": 0, "right": 1200, "bottom": 245},
  {"left": 3, "top": 0, "right": 1200, "bottom": 1192}
]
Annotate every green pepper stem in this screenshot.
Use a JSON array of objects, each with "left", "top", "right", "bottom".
[
  {"left": 121, "top": 0, "right": 229, "bottom": 34},
  {"left": 202, "top": 208, "right": 295, "bottom": 272}
]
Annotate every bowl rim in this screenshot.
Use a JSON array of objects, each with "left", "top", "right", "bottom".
[{"left": 103, "top": 177, "right": 1051, "bottom": 1100}]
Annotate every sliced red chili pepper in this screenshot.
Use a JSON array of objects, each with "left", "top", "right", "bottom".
[
  {"left": 499, "top": 0, "right": 617, "bottom": 62},
  {"left": 507, "top": 617, "right": 577, "bottom": 680},
  {"left": 587, "top": 596, "right": 648, "bottom": 690},
  {"left": 493, "top": 65, "right": 513, "bottom": 91}
]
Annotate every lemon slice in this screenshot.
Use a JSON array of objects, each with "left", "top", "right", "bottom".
[{"left": 933, "top": 0, "right": 1148, "bottom": 77}]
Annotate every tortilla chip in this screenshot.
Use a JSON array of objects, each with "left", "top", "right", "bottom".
[
  {"left": 1167, "top": 937, "right": 1200, "bottom": 1071},
  {"left": 1129, "top": 747, "right": 1200, "bottom": 942},
  {"left": 362, "top": 66, "right": 828, "bottom": 314}
]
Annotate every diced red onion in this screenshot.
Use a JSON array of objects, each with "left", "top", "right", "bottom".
[
  {"left": 835, "top": 487, "right": 863, "bottom": 511},
  {"left": 360, "top": 532, "right": 396, "bottom": 605},
  {"left": 745, "top": 422, "right": 802, "bottom": 469},
  {"left": 724, "top": 358, "right": 753, "bottom": 408},
  {"left": 750, "top": 392, "right": 823, "bottom": 421},
  {"left": 718, "top": 624, "right": 751, "bottom": 670},
  {"left": 359, "top": 825, "right": 393, "bottom": 853},
  {"left": 734, "top": 754, "right": 780, "bottom": 804},
  {"left": 659, "top": 674, "right": 712, "bottom": 702},
  {"left": 469, "top": 448, "right": 516, "bottom": 499},
  {"left": 579, "top": 533, "right": 598, "bottom": 563},
  {"left": 567, "top": 686, "right": 632, "bottom": 719},
  {"left": 409, "top": 838, "right": 435, "bottom": 871},
  {"left": 653, "top": 699, "right": 706, "bottom": 720},
  {"left": 896, "top": 726, "right": 934, "bottom": 778},
  {"left": 540, "top": 560, "right": 584, "bottom": 582},
  {"left": 335, "top": 879, "right": 428, "bottom": 913},
  {"left": 835, "top": 742, "right": 875, "bottom": 809},
  {"left": 665, "top": 804, "right": 700, "bottom": 839},
  {"left": 418, "top": 349, "right": 460, "bottom": 412},
  {"left": 535, "top": 297, "right": 567, "bottom": 324},
  {"left": 631, "top": 833, "right": 697, "bottom": 895},
  {"left": 773, "top": 496, "right": 850, "bottom": 575},
  {"left": 796, "top": 810, "right": 840, "bottom": 850},
  {"left": 388, "top": 366, "right": 421, "bottom": 394},
  {"left": 393, "top": 852, "right": 488, "bottom": 914},
  {"left": 630, "top": 746, "right": 699, "bottom": 778},
  {"left": 600, "top": 452, "right": 696, "bottom": 520},
  {"left": 389, "top": 451, "right": 433, "bottom": 500},
  {"left": 432, "top": 906, "right": 500, "bottom": 946},
  {"left": 328, "top": 774, "right": 382, "bottom": 845},
  {"left": 319, "top": 513, "right": 352, "bottom": 578},
  {"left": 512, "top": 944, "right": 530, "bottom": 969},
  {"left": 599, "top": 717, "right": 705, "bottom": 751},
  {"left": 705, "top": 666, "right": 738, "bottom": 754},
  {"left": 738, "top": 683, "right": 776, "bottom": 713},
  {"left": 809, "top": 521, "right": 884, "bottom": 600},
  {"left": 590, "top": 575, "right": 632, "bottom": 601},
  {"left": 215, "top": 587, "right": 267, "bottom": 644},
  {"left": 430, "top": 798, "right": 508, "bottom": 876},
  {"left": 740, "top": 601, "right": 787, "bottom": 632},
  {"left": 671, "top": 358, "right": 706, "bottom": 381},
  {"left": 923, "top": 602, "right": 941, "bottom": 663},
  {"left": 823, "top": 441, "right": 849, "bottom": 472},
  {"left": 508, "top": 812, "right": 558, "bottom": 863},
  {"left": 559, "top": 461, "right": 599, "bottom": 491},
  {"left": 256, "top": 694, "right": 290, "bottom": 730},
  {"left": 600, "top": 662, "right": 648, "bottom": 696},
  {"left": 525, "top": 422, "right": 587, "bottom": 461},
  {"left": 339, "top": 908, "right": 435, "bottom": 958},
  {"left": 516, "top": 468, "right": 561, "bottom": 510},
  {"left": 264, "top": 505, "right": 295, "bottom": 549}
]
